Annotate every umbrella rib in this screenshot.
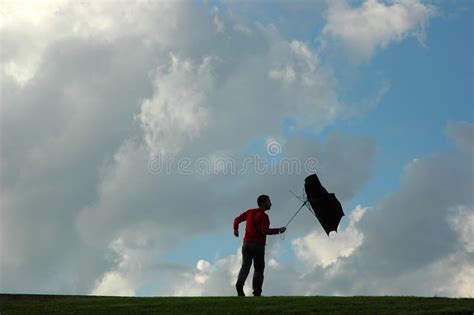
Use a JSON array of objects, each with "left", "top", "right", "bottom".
[
  {"left": 289, "top": 190, "right": 304, "bottom": 202},
  {"left": 284, "top": 200, "right": 308, "bottom": 228},
  {"left": 290, "top": 190, "right": 315, "bottom": 216}
]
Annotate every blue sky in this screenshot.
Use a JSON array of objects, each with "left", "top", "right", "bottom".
[{"left": 1, "top": 0, "right": 473, "bottom": 297}]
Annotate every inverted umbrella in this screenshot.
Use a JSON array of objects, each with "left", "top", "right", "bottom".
[{"left": 284, "top": 173, "right": 345, "bottom": 236}]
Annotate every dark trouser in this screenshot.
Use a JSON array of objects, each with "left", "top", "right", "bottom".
[{"left": 236, "top": 242, "right": 265, "bottom": 296}]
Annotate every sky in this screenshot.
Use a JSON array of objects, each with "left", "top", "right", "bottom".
[{"left": 0, "top": 0, "right": 473, "bottom": 297}]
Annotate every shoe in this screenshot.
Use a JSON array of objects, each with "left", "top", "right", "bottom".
[{"left": 236, "top": 285, "right": 245, "bottom": 296}]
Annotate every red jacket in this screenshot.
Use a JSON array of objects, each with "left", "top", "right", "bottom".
[{"left": 233, "top": 208, "right": 280, "bottom": 245}]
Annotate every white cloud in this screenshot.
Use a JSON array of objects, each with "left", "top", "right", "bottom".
[
  {"left": 137, "top": 54, "right": 216, "bottom": 157},
  {"left": 92, "top": 272, "right": 135, "bottom": 297},
  {"left": 268, "top": 258, "right": 280, "bottom": 269},
  {"left": 292, "top": 205, "right": 366, "bottom": 269},
  {"left": 233, "top": 24, "right": 253, "bottom": 35},
  {"left": 268, "top": 40, "right": 318, "bottom": 87},
  {"left": 269, "top": 66, "right": 296, "bottom": 83},
  {"left": 323, "top": 0, "right": 436, "bottom": 61},
  {"left": 170, "top": 248, "right": 242, "bottom": 296},
  {"left": 0, "top": 0, "right": 185, "bottom": 84},
  {"left": 168, "top": 243, "right": 298, "bottom": 297},
  {"left": 442, "top": 260, "right": 474, "bottom": 297},
  {"left": 213, "top": 14, "right": 225, "bottom": 33},
  {"left": 448, "top": 205, "right": 474, "bottom": 253},
  {"left": 445, "top": 120, "right": 474, "bottom": 155},
  {"left": 290, "top": 41, "right": 317, "bottom": 73}
]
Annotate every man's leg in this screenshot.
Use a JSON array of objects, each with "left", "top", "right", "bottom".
[
  {"left": 236, "top": 243, "right": 252, "bottom": 296},
  {"left": 252, "top": 244, "right": 265, "bottom": 296}
]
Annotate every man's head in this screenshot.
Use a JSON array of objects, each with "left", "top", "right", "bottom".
[{"left": 257, "top": 194, "right": 272, "bottom": 211}]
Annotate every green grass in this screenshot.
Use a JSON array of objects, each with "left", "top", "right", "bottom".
[{"left": 1, "top": 294, "right": 473, "bottom": 314}]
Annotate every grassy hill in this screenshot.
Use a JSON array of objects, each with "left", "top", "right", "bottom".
[{"left": 1, "top": 294, "right": 473, "bottom": 314}]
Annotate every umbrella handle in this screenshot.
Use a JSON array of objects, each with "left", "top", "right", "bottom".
[{"left": 279, "top": 231, "right": 286, "bottom": 240}]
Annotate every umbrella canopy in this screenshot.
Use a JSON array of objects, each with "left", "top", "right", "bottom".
[{"left": 304, "top": 174, "right": 344, "bottom": 235}]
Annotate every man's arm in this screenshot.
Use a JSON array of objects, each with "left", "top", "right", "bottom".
[
  {"left": 233, "top": 210, "right": 248, "bottom": 236},
  {"left": 261, "top": 213, "right": 281, "bottom": 235}
]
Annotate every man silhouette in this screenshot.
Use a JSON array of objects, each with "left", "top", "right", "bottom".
[{"left": 233, "top": 195, "right": 286, "bottom": 297}]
